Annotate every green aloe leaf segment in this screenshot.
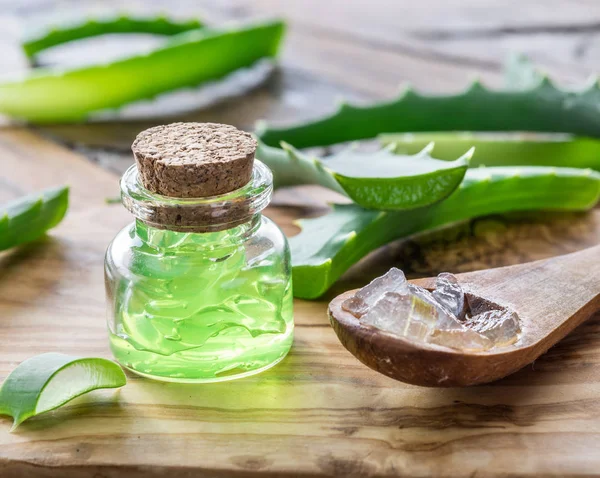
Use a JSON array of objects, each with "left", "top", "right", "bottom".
[
  {"left": 23, "top": 15, "right": 204, "bottom": 58},
  {"left": 257, "top": 141, "right": 471, "bottom": 210},
  {"left": 0, "top": 20, "right": 285, "bottom": 123},
  {"left": 257, "top": 77, "right": 600, "bottom": 148},
  {"left": 0, "top": 353, "right": 126, "bottom": 430},
  {"left": 290, "top": 167, "right": 600, "bottom": 299},
  {"left": 0, "top": 186, "right": 69, "bottom": 251}
]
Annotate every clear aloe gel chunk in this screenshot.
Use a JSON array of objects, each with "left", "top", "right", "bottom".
[
  {"left": 464, "top": 309, "right": 521, "bottom": 346},
  {"left": 343, "top": 268, "right": 521, "bottom": 351},
  {"left": 342, "top": 267, "right": 409, "bottom": 317},
  {"left": 432, "top": 272, "right": 468, "bottom": 320}
]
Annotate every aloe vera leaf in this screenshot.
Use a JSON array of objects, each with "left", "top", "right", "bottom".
[
  {"left": 23, "top": 15, "right": 204, "bottom": 58},
  {"left": 290, "top": 167, "right": 600, "bottom": 299},
  {"left": 256, "top": 77, "right": 600, "bottom": 148},
  {"left": 0, "top": 186, "right": 69, "bottom": 251},
  {"left": 379, "top": 133, "right": 600, "bottom": 170},
  {"left": 0, "top": 20, "right": 285, "bottom": 123},
  {"left": 0, "top": 353, "right": 126, "bottom": 430},
  {"left": 377, "top": 57, "right": 600, "bottom": 170},
  {"left": 257, "top": 141, "right": 471, "bottom": 210}
]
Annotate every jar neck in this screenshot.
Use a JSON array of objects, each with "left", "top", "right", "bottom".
[
  {"left": 120, "top": 160, "right": 273, "bottom": 233},
  {"left": 135, "top": 214, "right": 262, "bottom": 249}
]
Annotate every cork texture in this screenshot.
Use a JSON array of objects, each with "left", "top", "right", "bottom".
[{"left": 132, "top": 122, "right": 257, "bottom": 198}]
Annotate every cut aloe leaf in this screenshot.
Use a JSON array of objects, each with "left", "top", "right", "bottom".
[
  {"left": 0, "top": 186, "right": 69, "bottom": 251},
  {"left": 0, "top": 20, "right": 285, "bottom": 123},
  {"left": 290, "top": 166, "right": 600, "bottom": 299},
  {"left": 23, "top": 15, "right": 204, "bottom": 58},
  {"left": 257, "top": 141, "right": 471, "bottom": 210},
  {"left": 0, "top": 353, "right": 126, "bottom": 430},
  {"left": 379, "top": 133, "right": 600, "bottom": 171},
  {"left": 256, "top": 77, "right": 600, "bottom": 148}
]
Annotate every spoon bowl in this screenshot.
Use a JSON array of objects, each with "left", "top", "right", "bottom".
[{"left": 328, "top": 245, "right": 600, "bottom": 387}]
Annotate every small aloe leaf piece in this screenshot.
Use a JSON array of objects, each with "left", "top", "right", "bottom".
[
  {"left": 0, "top": 20, "right": 285, "bottom": 123},
  {"left": 290, "top": 167, "right": 600, "bottom": 299},
  {"left": 0, "top": 353, "right": 126, "bottom": 430},
  {"left": 379, "top": 132, "right": 600, "bottom": 171},
  {"left": 0, "top": 186, "right": 69, "bottom": 251},
  {"left": 257, "top": 141, "right": 471, "bottom": 210},
  {"left": 22, "top": 15, "right": 204, "bottom": 58},
  {"left": 256, "top": 76, "right": 600, "bottom": 147}
]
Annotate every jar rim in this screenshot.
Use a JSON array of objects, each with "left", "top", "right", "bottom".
[{"left": 120, "top": 160, "right": 273, "bottom": 232}]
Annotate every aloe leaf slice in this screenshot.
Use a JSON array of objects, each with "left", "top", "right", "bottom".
[
  {"left": 0, "top": 186, "right": 69, "bottom": 251},
  {"left": 0, "top": 20, "right": 285, "bottom": 123},
  {"left": 256, "top": 76, "right": 600, "bottom": 148},
  {"left": 379, "top": 133, "right": 600, "bottom": 171},
  {"left": 257, "top": 141, "right": 471, "bottom": 210},
  {"left": 0, "top": 353, "right": 126, "bottom": 430},
  {"left": 23, "top": 15, "right": 204, "bottom": 58},
  {"left": 290, "top": 166, "right": 600, "bottom": 299}
]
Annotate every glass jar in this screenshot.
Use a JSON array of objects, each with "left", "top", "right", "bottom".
[{"left": 105, "top": 160, "right": 293, "bottom": 383}]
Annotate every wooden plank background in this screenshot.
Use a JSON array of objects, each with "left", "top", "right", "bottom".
[{"left": 1, "top": 1, "right": 600, "bottom": 476}]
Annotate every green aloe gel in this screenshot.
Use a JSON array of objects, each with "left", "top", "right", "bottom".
[{"left": 105, "top": 123, "right": 293, "bottom": 382}]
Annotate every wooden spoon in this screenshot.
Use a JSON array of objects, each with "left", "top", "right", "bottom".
[{"left": 328, "top": 245, "right": 600, "bottom": 387}]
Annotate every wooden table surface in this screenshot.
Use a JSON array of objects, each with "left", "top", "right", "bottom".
[{"left": 1, "top": 1, "right": 600, "bottom": 477}]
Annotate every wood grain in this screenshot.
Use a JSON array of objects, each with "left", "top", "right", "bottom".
[
  {"left": 1, "top": 126, "right": 600, "bottom": 478},
  {"left": 0, "top": 0, "right": 600, "bottom": 476}
]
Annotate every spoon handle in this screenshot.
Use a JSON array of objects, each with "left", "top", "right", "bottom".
[{"left": 455, "top": 244, "right": 600, "bottom": 348}]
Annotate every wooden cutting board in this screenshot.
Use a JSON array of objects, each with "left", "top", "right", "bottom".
[
  {"left": 1, "top": 127, "right": 600, "bottom": 478},
  {"left": 3, "top": 0, "right": 600, "bottom": 474}
]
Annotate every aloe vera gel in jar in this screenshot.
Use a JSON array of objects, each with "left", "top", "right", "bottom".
[{"left": 105, "top": 123, "right": 293, "bottom": 382}]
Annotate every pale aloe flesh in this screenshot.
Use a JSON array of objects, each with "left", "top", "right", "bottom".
[{"left": 0, "top": 353, "right": 126, "bottom": 430}]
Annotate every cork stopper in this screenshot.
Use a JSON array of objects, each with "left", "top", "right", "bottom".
[{"left": 132, "top": 122, "right": 257, "bottom": 198}]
